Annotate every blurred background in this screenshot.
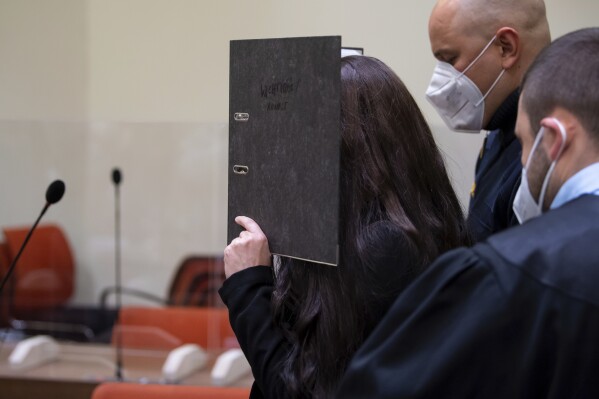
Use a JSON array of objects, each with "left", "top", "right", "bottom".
[{"left": 0, "top": 0, "right": 597, "bottom": 310}]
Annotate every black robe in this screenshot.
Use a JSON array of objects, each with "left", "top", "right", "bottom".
[{"left": 336, "top": 195, "right": 599, "bottom": 398}]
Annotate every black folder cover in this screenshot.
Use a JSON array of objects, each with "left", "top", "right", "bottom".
[{"left": 228, "top": 36, "right": 341, "bottom": 266}]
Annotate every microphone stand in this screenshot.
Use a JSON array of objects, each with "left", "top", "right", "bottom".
[
  {"left": 0, "top": 203, "right": 51, "bottom": 338},
  {"left": 112, "top": 169, "right": 124, "bottom": 381},
  {"left": 0, "top": 180, "right": 65, "bottom": 296},
  {"left": 0, "top": 203, "right": 51, "bottom": 295},
  {"left": 0, "top": 180, "right": 64, "bottom": 348}
]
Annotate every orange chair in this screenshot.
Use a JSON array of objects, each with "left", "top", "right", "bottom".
[
  {"left": 113, "top": 306, "right": 238, "bottom": 350},
  {"left": 0, "top": 242, "right": 9, "bottom": 272},
  {"left": 0, "top": 241, "right": 11, "bottom": 325},
  {"left": 167, "top": 256, "right": 226, "bottom": 307},
  {"left": 91, "top": 383, "right": 250, "bottom": 399},
  {"left": 1, "top": 223, "right": 114, "bottom": 341},
  {"left": 2, "top": 224, "right": 75, "bottom": 312},
  {"left": 100, "top": 256, "right": 226, "bottom": 308}
]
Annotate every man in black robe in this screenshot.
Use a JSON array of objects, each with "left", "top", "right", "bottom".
[{"left": 336, "top": 27, "right": 599, "bottom": 398}]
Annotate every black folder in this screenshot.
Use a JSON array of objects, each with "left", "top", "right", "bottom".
[{"left": 228, "top": 36, "right": 341, "bottom": 266}]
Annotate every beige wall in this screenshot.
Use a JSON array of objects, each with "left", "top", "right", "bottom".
[{"left": 1, "top": 0, "right": 597, "bottom": 304}]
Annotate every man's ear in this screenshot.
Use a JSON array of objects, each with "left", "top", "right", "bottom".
[
  {"left": 496, "top": 27, "right": 520, "bottom": 70},
  {"left": 540, "top": 117, "right": 567, "bottom": 161}
]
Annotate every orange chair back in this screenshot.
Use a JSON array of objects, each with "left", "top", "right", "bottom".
[
  {"left": 168, "top": 256, "right": 226, "bottom": 307},
  {"left": 114, "top": 306, "right": 237, "bottom": 350},
  {"left": 3, "top": 224, "right": 74, "bottom": 311},
  {"left": 92, "top": 383, "right": 250, "bottom": 399},
  {"left": 0, "top": 241, "right": 10, "bottom": 325},
  {"left": 0, "top": 242, "right": 9, "bottom": 274}
]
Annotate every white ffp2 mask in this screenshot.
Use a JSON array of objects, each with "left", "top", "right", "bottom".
[
  {"left": 426, "top": 35, "right": 505, "bottom": 133},
  {"left": 513, "top": 118, "right": 568, "bottom": 223}
]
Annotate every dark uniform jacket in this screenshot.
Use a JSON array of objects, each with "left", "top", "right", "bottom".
[
  {"left": 468, "top": 90, "right": 522, "bottom": 242},
  {"left": 336, "top": 195, "right": 599, "bottom": 398}
]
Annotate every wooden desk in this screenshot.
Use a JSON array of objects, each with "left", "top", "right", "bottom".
[{"left": 0, "top": 341, "right": 253, "bottom": 399}]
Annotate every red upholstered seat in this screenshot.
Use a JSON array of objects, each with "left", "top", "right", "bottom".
[
  {"left": 2, "top": 224, "right": 74, "bottom": 312},
  {"left": 113, "top": 306, "right": 238, "bottom": 350}
]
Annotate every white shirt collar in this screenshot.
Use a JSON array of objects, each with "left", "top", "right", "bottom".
[{"left": 550, "top": 162, "right": 599, "bottom": 209}]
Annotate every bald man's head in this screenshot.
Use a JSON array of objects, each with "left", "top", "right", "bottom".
[
  {"left": 431, "top": 0, "right": 550, "bottom": 54},
  {"left": 433, "top": 0, "right": 548, "bottom": 34},
  {"left": 428, "top": 0, "right": 551, "bottom": 127}
]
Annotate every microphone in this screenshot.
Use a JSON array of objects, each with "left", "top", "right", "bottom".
[
  {"left": 111, "top": 168, "right": 124, "bottom": 381},
  {"left": 46, "top": 180, "right": 66, "bottom": 204},
  {"left": 0, "top": 180, "right": 66, "bottom": 295},
  {"left": 112, "top": 169, "right": 122, "bottom": 186}
]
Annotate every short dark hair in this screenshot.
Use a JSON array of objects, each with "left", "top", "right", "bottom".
[{"left": 522, "top": 27, "right": 599, "bottom": 141}]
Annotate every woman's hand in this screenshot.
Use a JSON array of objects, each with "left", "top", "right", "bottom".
[{"left": 224, "top": 216, "right": 272, "bottom": 278}]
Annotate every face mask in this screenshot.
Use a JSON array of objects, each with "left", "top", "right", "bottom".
[
  {"left": 513, "top": 118, "right": 567, "bottom": 223},
  {"left": 426, "top": 35, "right": 505, "bottom": 133}
]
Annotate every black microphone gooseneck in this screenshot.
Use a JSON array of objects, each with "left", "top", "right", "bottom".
[
  {"left": 0, "top": 180, "right": 66, "bottom": 295},
  {"left": 112, "top": 168, "right": 124, "bottom": 381}
]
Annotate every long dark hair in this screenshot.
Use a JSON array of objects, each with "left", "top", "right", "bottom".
[{"left": 272, "top": 56, "right": 470, "bottom": 398}]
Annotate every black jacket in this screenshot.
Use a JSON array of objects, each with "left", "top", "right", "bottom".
[
  {"left": 220, "top": 222, "right": 423, "bottom": 398},
  {"left": 337, "top": 195, "right": 599, "bottom": 398},
  {"left": 468, "top": 90, "right": 522, "bottom": 242}
]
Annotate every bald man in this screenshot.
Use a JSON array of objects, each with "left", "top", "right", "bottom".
[{"left": 426, "top": 0, "right": 550, "bottom": 241}]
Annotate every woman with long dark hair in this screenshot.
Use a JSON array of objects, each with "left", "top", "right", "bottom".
[{"left": 220, "top": 55, "right": 471, "bottom": 398}]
